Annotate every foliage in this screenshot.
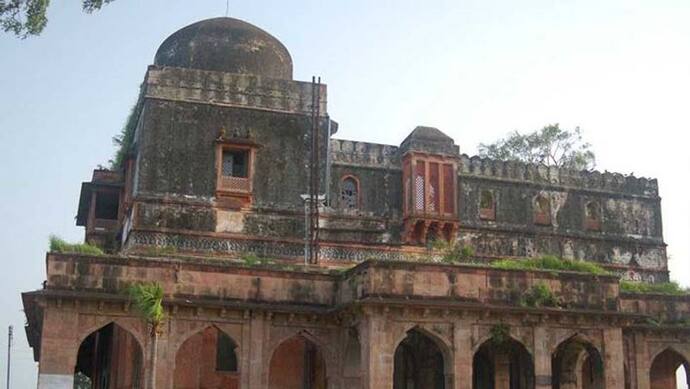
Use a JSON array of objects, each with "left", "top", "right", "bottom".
[
  {"left": 432, "top": 240, "right": 475, "bottom": 264},
  {"left": 521, "top": 283, "right": 559, "bottom": 308},
  {"left": 1, "top": 0, "right": 114, "bottom": 38},
  {"left": 241, "top": 252, "right": 272, "bottom": 266},
  {"left": 491, "top": 255, "right": 609, "bottom": 276},
  {"left": 478, "top": 124, "right": 596, "bottom": 171},
  {"left": 128, "top": 282, "right": 164, "bottom": 333},
  {"left": 110, "top": 88, "right": 144, "bottom": 169},
  {"left": 490, "top": 323, "right": 510, "bottom": 346},
  {"left": 49, "top": 235, "right": 103, "bottom": 255},
  {"left": 620, "top": 281, "right": 690, "bottom": 295}
]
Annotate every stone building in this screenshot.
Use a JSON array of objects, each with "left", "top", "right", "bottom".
[{"left": 22, "top": 17, "right": 690, "bottom": 389}]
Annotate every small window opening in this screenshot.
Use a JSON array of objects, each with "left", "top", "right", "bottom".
[
  {"left": 534, "top": 195, "right": 551, "bottom": 225},
  {"left": 479, "top": 190, "right": 496, "bottom": 220},
  {"left": 216, "top": 332, "right": 238, "bottom": 372},
  {"left": 585, "top": 201, "right": 602, "bottom": 231},
  {"left": 341, "top": 177, "right": 359, "bottom": 209},
  {"left": 222, "top": 149, "right": 249, "bottom": 178},
  {"left": 94, "top": 192, "right": 119, "bottom": 220}
]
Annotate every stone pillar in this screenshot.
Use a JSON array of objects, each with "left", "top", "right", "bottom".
[
  {"left": 634, "top": 332, "right": 650, "bottom": 389},
  {"left": 603, "top": 328, "right": 626, "bottom": 389},
  {"left": 153, "top": 326, "right": 173, "bottom": 389},
  {"left": 249, "top": 312, "right": 267, "bottom": 389},
  {"left": 494, "top": 351, "right": 511, "bottom": 389},
  {"left": 533, "top": 326, "right": 552, "bottom": 389},
  {"left": 37, "top": 307, "right": 78, "bottom": 389},
  {"left": 360, "top": 314, "right": 394, "bottom": 389},
  {"left": 453, "top": 323, "right": 473, "bottom": 389}
]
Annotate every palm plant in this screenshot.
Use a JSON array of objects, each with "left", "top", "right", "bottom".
[{"left": 128, "top": 282, "right": 164, "bottom": 389}]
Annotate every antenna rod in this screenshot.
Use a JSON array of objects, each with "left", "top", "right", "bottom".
[
  {"left": 225, "top": 0, "right": 230, "bottom": 16},
  {"left": 6, "top": 325, "right": 12, "bottom": 389}
]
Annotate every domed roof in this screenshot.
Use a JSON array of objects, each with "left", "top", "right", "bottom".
[{"left": 154, "top": 17, "right": 293, "bottom": 79}]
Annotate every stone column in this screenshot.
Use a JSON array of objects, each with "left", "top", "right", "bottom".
[
  {"left": 603, "top": 327, "right": 626, "bottom": 389},
  {"left": 37, "top": 307, "right": 79, "bottom": 389},
  {"left": 153, "top": 325, "right": 173, "bottom": 389},
  {"left": 453, "top": 323, "right": 473, "bottom": 389},
  {"left": 634, "top": 332, "right": 650, "bottom": 389},
  {"left": 360, "top": 314, "right": 394, "bottom": 389},
  {"left": 533, "top": 326, "right": 552, "bottom": 389},
  {"left": 249, "top": 312, "right": 267, "bottom": 389}
]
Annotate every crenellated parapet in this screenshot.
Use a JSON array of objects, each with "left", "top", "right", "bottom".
[
  {"left": 459, "top": 154, "right": 659, "bottom": 197},
  {"left": 330, "top": 139, "right": 400, "bottom": 169}
]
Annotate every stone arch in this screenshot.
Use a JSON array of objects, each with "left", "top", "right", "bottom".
[
  {"left": 552, "top": 334, "right": 604, "bottom": 389},
  {"left": 268, "top": 331, "right": 328, "bottom": 389},
  {"left": 74, "top": 321, "right": 145, "bottom": 389},
  {"left": 393, "top": 326, "right": 453, "bottom": 389},
  {"left": 173, "top": 324, "right": 241, "bottom": 388},
  {"left": 649, "top": 347, "right": 690, "bottom": 389},
  {"left": 473, "top": 334, "right": 535, "bottom": 389}
]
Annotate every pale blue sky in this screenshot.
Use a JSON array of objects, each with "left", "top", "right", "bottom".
[{"left": 1, "top": 1, "right": 689, "bottom": 386}]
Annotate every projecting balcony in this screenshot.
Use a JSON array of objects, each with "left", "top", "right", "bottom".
[{"left": 219, "top": 176, "right": 251, "bottom": 193}]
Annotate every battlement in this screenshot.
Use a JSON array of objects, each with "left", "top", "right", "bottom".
[
  {"left": 459, "top": 154, "right": 659, "bottom": 197},
  {"left": 330, "top": 138, "right": 400, "bottom": 169}
]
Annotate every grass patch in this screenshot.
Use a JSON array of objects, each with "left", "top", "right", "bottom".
[
  {"left": 432, "top": 240, "right": 475, "bottom": 264},
  {"left": 491, "top": 255, "right": 609, "bottom": 275},
  {"left": 521, "top": 283, "right": 559, "bottom": 308},
  {"left": 620, "top": 281, "right": 689, "bottom": 295},
  {"left": 49, "top": 235, "right": 103, "bottom": 255}
]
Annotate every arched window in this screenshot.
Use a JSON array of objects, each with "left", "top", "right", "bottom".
[
  {"left": 340, "top": 176, "right": 359, "bottom": 209},
  {"left": 216, "top": 331, "right": 238, "bottom": 372},
  {"left": 584, "top": 201, "right": 602, "bottom": 231},
  {"left": 534, "top": 194, "right": 551, "bottom": 225},
  {"left": 479, "top": 190, "right": 496, "bottom": 221}
]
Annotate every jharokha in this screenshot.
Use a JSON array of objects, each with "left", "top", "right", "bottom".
[{"left": 22, "top": 17, "right": 690, "bottom": 389}]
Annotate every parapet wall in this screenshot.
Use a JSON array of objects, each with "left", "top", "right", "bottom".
[
  {"left": 459, "top": 154, "right": 658, "bottom": 197},
  {"left": 330, "top": 139, "right": 400, "bottom": 169},
  {"left": 145, "top": 65, "right": 328, "bottom": 116}
]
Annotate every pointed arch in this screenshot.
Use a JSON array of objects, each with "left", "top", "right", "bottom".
[
  {"left": 393, "top": 326, "right": 451, "bottom": 389},
  {"left": 552, "top": 334, "right": 604, "bottom": 389},
  {"left": 473, "top": 334, "right": 535, "bottom": 389},
  {"left": 74, "top": 322, "right": 144, "bottom": 389},
  {"left": 268, "top": 331, "right": 328, "bottom": 389},
  {"left": 650, "top": 347, "right": 690, "bottom": 389},
  {"left": 173, "top": 325, "right": 241, "bottom": 388}
]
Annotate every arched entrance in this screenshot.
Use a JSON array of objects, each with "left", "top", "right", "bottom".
[
  {"left": 173, "top": 326, "right": 240, "bottom": 388},
  {"left": 473, "top": 336, "right": 534, "bottom": 389},
  {"left": 268, "top": 334, "right": 327, "bottom": 389},
  {"left": 552, "top": 335, "right": 604, "bottom": 389},
  {"left": 393, "top": 328, "right": 447, "bottom": 389},
  {"left": 74, "top": 322, "right": 143, "bottom": 389},
  {"left": 650, "top": 348, "right": 690, "bottom": 389}
]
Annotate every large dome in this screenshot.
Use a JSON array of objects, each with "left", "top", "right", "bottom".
[{"left": 154, "top": 17, "right": 293, "bottom": 79}]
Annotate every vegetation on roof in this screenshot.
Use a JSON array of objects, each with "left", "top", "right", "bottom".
[
  {"left": 110, "top": 85, "right": 144, "bottom": 169},
  {"left": 620, "top": 281, "right": 690, "bottom": 295},
  {"left": 490, "top": 255, "right": 610, "bottom": 275},
  {"left": 49, "top": 235, "right": 103, "bottom": 256}
]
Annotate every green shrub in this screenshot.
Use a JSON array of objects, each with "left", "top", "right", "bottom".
[
  {"left": 490, "top": 323, "right": 510, "bottom": 345},
  {"left": 620, "top": 281, "right": 689, "bottom": 295},
  {"left": 240, "top": 253, "right": 272, "bottom": 266},
  {"left": 521, "top": 283, "right": 558, "bottom": 308},
  {"left": 491, "top": 255, "right": 609, "bottom": 275},
  {"left": 434, "top": 240, "right": 475, "bottom": 264},
  {"left": 49, "top": 235, "right": 103, "bottom": 255}
]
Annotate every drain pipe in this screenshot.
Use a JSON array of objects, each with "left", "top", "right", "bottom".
[{"left": 324, "top": 116, "right": 333, "bottom": 205}]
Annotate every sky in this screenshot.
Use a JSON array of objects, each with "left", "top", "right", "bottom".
[{"left": 0, "top": 0, "right": 689, "bottom": 387}]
